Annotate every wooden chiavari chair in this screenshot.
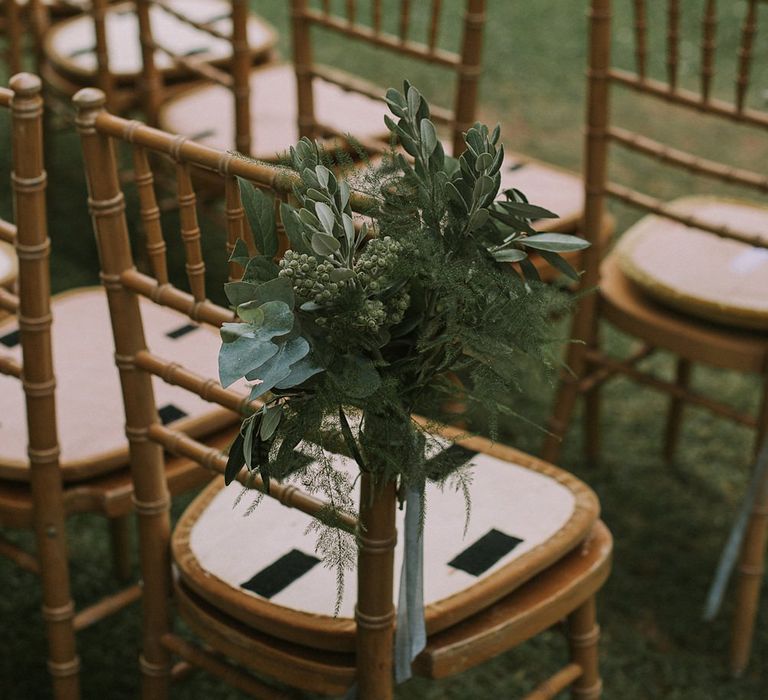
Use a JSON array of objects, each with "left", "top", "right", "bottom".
[
  {"left": 75, "top": 85, "right": 612, "bottom": 700},
  {"left": 34, "top": 0, "right": 277, "bottom": 116},
  {"left": 0, "top": 73, "right": 240, "bottom": 699},
  {"left": 542, "top": 0, "right": 768, "bottom": 675}
]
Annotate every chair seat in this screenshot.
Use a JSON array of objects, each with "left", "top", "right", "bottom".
[
  {"left": 0, "top": 287, "right": 237, "bottom": 482},
  {"left": 173, "top": 519, "right": 611, "bottom": 694},
  {"left": 600, "top": 253, "right": 768, "bottom": 373},
  {"left": 158, "top": 63, "right": 390, "bottom": 160},
  {"left": 615, "top": 196, "right": 768, "bottom": 331},
  {"left": 172, "top": 438, "right": 599, "bottom": 655},
  {"left": 0, "top": 240, "right": 17, "bottom": 289},
  {"left": 42, "top": 0, "right": 276, "bottom": 86}
]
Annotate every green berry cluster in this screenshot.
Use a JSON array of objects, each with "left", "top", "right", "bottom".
[
  {"left": 353, "top": 236, "right": 401, "bottom": 291},
  {"left": 278, "top": 250, "right": 346, "bottom": 304}
]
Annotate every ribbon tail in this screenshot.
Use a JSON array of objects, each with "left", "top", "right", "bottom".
[
  {"left": 394, "top": 485, "right": 426, "bottom": 683},
  {"left": 703, "top": 436, "right": 768, "bottom": 621}
]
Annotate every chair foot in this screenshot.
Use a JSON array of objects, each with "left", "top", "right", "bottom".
[{"left": 567, "top": 597, "right": 602, "bottom": 700}]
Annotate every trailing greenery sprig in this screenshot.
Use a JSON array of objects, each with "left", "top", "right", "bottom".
[{"left": 218, "top": 82, "right": 590, "bottom": 586}]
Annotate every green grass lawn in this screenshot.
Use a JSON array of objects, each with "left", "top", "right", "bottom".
[{"left": 1, "top": 1, "right": 767, "bottom": 697}]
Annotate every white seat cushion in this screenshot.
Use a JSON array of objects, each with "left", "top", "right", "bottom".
[
  {"left": 0, "top": 241, "right": 17, "bottom": 288},
  {"left": 44, "top": 0, "right": 276, "bottom": 80},
  {"left": 0, "top": 287, "right": 235, "bottom": 481},
  {"left": 615, "top": 196, "right": 768, "bottom": 331},
  {"left": 158, "top": 63, "right": 390, "bottom": 160},
  {"left": 183, "top": 445, "right": 579, "bottom": 622}
]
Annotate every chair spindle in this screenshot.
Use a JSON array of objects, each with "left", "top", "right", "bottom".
[
  {"left": 632, "top": 0, "right": 647, "bottom": 80},
  {"left": 132, "top": 145, "right": 169, "bottom": 286},
  {"left": 701, "top": 0, "right": 717, "bottom": 102},
  {"left": 736, "top": 0, "right": 758, "bottom": 112},
  {"left": 666, "top": 0, "right": 680, "bottom": 91},
  {"left": 175, "top": 162, "right": 207, "bottom": 303},
  {"left": 399, "top": 0, "right": 411, "bottom": 42},
  {"left": 428, "top": 0, "right": 443, "bottom": 51}
]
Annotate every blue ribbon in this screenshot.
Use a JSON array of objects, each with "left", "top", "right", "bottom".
[
  {"left": 703, "top": 436, "right": 768, "bottom": 620},
  {"left": 394, "top": 484, "right": 427, "bottom": 683}
]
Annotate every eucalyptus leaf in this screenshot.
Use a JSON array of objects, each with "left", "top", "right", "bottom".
[
  {"left": 228, "top": 238, "right": 250, "bottom": 266},
  {"left": 218, "top": 334, "right": 279, "bottom": 388},
  {"left": 247, "top": 336, "right": 311, "bottom": 399},
  {"left": 239, "top": 277, "right": 295, "bottom": 310},
  {"left": 274, "top": 353, "right": 324, "bottom": 389},
  {"left": 224, "top": 281, "right": 260, "bottom": 308}
]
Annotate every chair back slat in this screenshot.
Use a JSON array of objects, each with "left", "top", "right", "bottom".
[
  {"left": 0, "top": 355, "right": 22, "bottom": 378},
  {"left": 92, "top": 0, "right": 115, "bottom": 108},
  {"left": 399, "top": 0, "right": 411, "bottom": 41},
  {"left": 131, "top": 144, "right": 169, "bottom": 286},
  {"left": 632, "top": 0, "right": 647, "bottom": 79},
  {"left": 735, "top": 0, "right": 758, "bottom": 112},
  {"left": 175, "top": 162, "right": 207, "bottom": 303},
  {"left": 292, "top": 0, "right": 486, "bottom": 155},
  {"left": 428, "top": 0, "right": 443, "bottom": 51},
  {"left": 700, "top": 0, "right": 717, "bottom": 101},
  {"left": 666, "top": 0, "right": 680, "bottom": 91},
  {"left": 583, "top": 0, "right": 768, "bottom": 257},
  {"left": 372, "top": 0, "right": 382, "bottom": 33},
  {"left": 4, "top": 0, "right": 23, "bottom": 75},
  {"left": 224, "top": 176, "right": 248, "bottom": 282}
]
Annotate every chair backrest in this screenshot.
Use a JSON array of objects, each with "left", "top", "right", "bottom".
[
  {"left": 290, "top": 0, "right": 487, "bottom": 156},
  {"left": 132, "top": 0, "right": 253, "bottom": 153},
  {"left": 73, "top": 88, "right": 398, "bottom": 692},
  {"left": 0, "top": 74, "right": 61, "bottom": 486},
  {"left": 2, "top": 0, "right": 52, "bottom": 74},
  {"left": 582, "top": 0, "right": 768, "bottom": 292}
]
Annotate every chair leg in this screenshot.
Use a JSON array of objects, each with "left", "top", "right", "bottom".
[
  {"left": 109, "top": 514, "right": 133, "bottom": 582},
  {"left": 31, "top": 483, "right": 81, "bottom": 699},
  {"left": 583, "top": 338, "right": 602, "bottom": 466},
  {"left": 729, "top": 380, "right": 768, "bottom": 676},
  {"left": 663, "top": 358, "right": 691, "bottom": 464},
  {"left": 567, "top": 596, "right": 602, "bottom": 700}
]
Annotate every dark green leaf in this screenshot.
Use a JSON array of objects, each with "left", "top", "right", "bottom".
[
  {"left": 281, "top": 204, "right": 312, "bottom": 255},
  {"left": 228, "top": 238, "right": 250, "bottom": 266},
  {"left": 242, "top": 256, "right": 279, "bottom": 283},
  {"left": 538, "top": 249, "right": 581, "bottom": 280},
  {"left": 260, "top": 404, "right": 283, "bottom": 440},
  {"left": 493, "top": 248, "right": 528, "bottom": 263},
  {"left": 311, "top": 231, "right": 341, "bottom": 256},
  {"left": 224, "top": 430, "right": 245, "bottom": 485},
  {"left": 239, "top": 178, "right": 277, "bottom": 259},
  {"left": 498, "top": 198, "right": 558, "bottom": 220},
  {"left": 339, "top": 407, "right": 367, "bottom": 472},
  {"left": 521, "top": 232, "right": 590, "bottom": 253}
]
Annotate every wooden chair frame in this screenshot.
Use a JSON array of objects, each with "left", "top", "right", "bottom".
[
  {"left": 290, "top": 0, "right": 487, "bottom": 157},
  {"left": 0, "top": 72, "right": 231, "bottom": 699},
  {"left": 134, "top": 0, "right": 253, "bottom": 152},
  {"left": 74, "top": 87, "right": 611, "bottom": 700},
  {"left": 542, "top": 0, "right": 768, "bottom": 676}
]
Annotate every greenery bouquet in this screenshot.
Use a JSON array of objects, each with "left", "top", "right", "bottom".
[{"left": 218, "top": 82, "right": 588, "bottom": 613}]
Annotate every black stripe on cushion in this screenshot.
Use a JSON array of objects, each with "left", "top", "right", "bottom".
[
  {"left": 166, "top": 323, "right": 199, "bottom": 339},
  {"left": 448, "top": 529, "right": 523, "bottom": 577},
  {"left": 0, "top": 330, "right": 20, "bottom": 348},
  {"left": 505, "top": 161, "right": 525, "bottom": 172},
  {"left": 425, "top": 444, "right": 476, "bottom": 480},
  {"left": 158, "top": 404, "right": 188, "bottom": 425},
  {"left": 241, "top": 549, "right": 321, "bottom": 598}
]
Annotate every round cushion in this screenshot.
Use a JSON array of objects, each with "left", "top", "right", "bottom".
[
  {"left": 615, "top": 196, "right": 768, "bottom": 331},
  {"left": 158, "top": 63, "right": 391, "bottom": 161},
  {"left": 0, "top": 287, "right": 235, "bottom": 481},
  {"left": 0, "top": 241, "right": 17, "bottom": 289},
  {"left": 172, "top": 439, "right": 598, "bottom": 652},
  {"left": 43, "top": 0, "right": 276, "bottom": 84}
]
